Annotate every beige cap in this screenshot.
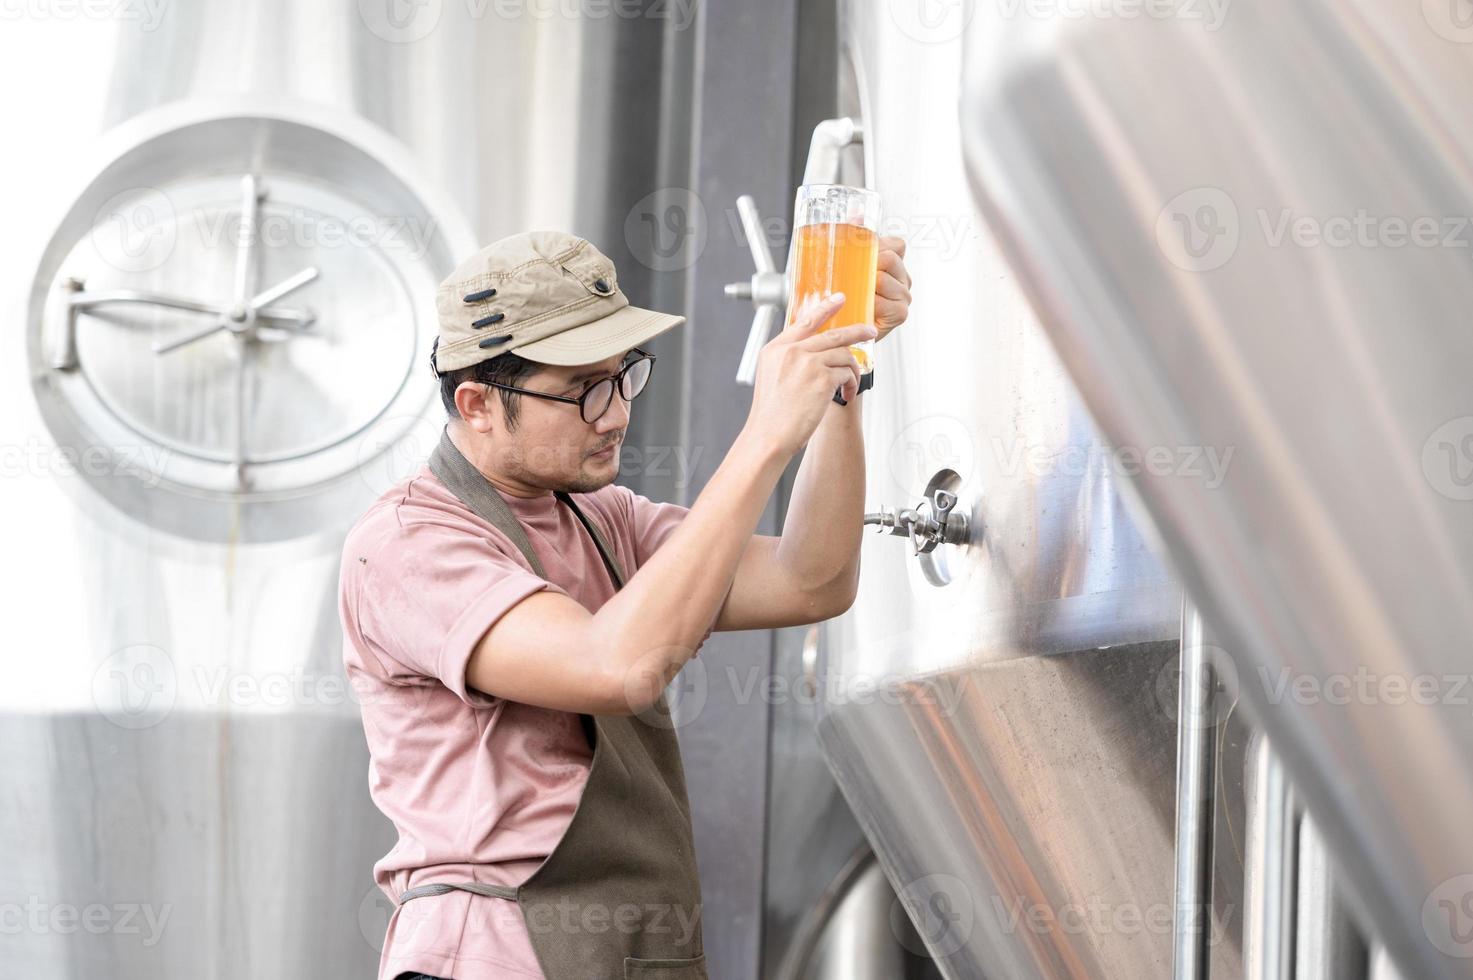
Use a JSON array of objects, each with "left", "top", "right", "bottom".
[{"left": 431, "top": 230, "right": 686, "bottom": 373}]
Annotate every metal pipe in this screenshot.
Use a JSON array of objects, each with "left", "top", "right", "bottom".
[
  {"left": 1369, "top": 943, "right": 1407, "bottom": 980},
  {"left": 1172, "top": 598, "right": 1216, "bottom": 980},
  {"left": 799, "top": 116, "right": 863, "bottom": 186},
  {"left": 1246, "top": 734, "right": 1297, "bottom": 980},
  {"left": 1296, "top": 812, "right": 1369, "bottom": 980}
]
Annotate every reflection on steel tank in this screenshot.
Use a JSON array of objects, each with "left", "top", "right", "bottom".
[
  {"left": 807, "top": 5, "right": 1185, "bottom": 978},
  {"left": 959, "top": 0, "right": 1473, "bottom": 978}
]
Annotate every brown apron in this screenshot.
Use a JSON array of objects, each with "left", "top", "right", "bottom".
[{"left": 397, "top": 426, "right": 708, "bottom": 980}]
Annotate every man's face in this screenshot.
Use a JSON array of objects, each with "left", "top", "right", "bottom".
[{"left": 461, "top": 348, "right": 632, "bottom": 494}]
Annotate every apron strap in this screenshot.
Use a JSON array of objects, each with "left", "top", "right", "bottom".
[
  {"left": 398, "top": 881, "right": 518, "bottom": 904},
  {"left": 428, "top": 427, "right": 548, "bottom": 579},
  {"left": 428, "top": 425, "right": 628, "bottom": 591},
  {"left": 554, "top": 490, "right": 627, "bottom": 589}
]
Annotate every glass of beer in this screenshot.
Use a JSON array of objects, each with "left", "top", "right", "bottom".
[{"left": 784, "top": 184, "right": 883, "bottom": 376}]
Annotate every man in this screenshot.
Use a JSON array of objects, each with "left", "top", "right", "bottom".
[{"left": 339, "top": 229, "right": 911, "bottom": 979}]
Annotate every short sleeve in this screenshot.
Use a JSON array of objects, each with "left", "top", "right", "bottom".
[
  {"left": 357, "top": 520, "right": 569, "bottom": 706},
  {"left": 615, "top": 486, "right": 691, "bottom": 569}
]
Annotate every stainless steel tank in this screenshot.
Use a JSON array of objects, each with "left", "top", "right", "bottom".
[
  {"left": 957, "top": 0, "right": 1473, "bottom": 977},
  {"left": 805, "top": 4, "right": 1187, "bottom": 977}
]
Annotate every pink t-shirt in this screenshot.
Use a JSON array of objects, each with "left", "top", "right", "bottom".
[{"left": 338, "top": 462, "right": 693, "bottom": 980}]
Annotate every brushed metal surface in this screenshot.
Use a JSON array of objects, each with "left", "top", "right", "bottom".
[
  {"left": 818, "top": 644, "right": 1183, "bottom": 979},
  {"left": 1296, "top": 812, "right": 1369, "bottom": 980},
  {"left": 958, "top": 1, "right": 1473, "bottom": 976},
  {"left": 813, "top": 4, "right": 1182, "bottom": 977},
  {"left": 1174, "top": 600, "right": 1216, "bottom": 980},
  {"left": 826, "top": 1, "right": 1181, "bottom": 687}
]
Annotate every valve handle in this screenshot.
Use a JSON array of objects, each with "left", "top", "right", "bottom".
[{"left": 726, "top": 195, "right": 790, "bottom": 386}]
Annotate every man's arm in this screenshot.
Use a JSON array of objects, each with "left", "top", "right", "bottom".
[
  {"left": 711, "top": 234, "right": 909, "bottom": 632},
  {"left": 464, "top": 310, "right": 877, "bottom": 717},
  {"left": 465, "top": 429, "right": 789, "bottom": 715},
  {"left": 711, "top": 391, "right": 865, "bottom": 632}
]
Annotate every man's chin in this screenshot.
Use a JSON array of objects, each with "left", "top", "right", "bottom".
[{"left": 563, "top": 464, "right": 618, "bottom": 494}]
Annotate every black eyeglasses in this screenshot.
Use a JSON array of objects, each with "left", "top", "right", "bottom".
[{"left": 481, "top": 348, "right": 656, "bottom": 423}]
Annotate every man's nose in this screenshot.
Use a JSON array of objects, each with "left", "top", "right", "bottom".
[{"left": 596, "top": 388, "right": 631, "bottom": 430}]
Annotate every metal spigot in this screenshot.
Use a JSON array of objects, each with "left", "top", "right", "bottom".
[
  {"left": 864, "top": 489, "right": 969, "bottom": 556},
  {"left": 799, "top": 117, "right": 863, "bottom": 185}
]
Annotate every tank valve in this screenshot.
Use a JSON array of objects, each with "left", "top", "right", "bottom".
[
  {"left": 724, "top": 194, "right": 788, "bottom": 386},
  {"left": 863, "top": 489, "right": 970, "bottom": 556}
]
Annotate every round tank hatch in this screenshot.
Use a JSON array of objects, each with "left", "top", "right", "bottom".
[{"left": 27, "top": 106, "right": 473, "bottom": 543}]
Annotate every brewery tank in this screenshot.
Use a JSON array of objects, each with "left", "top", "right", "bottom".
[
  {"left": 955, "top": 0, "right": 1473, "bottom": 977},
  {"left": 802, "top": 4, "right": 1187, "bottom": 978}
]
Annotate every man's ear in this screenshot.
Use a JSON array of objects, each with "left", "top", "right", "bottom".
[{"left": 455, "top": 380, "right": 498, "bottom": 433}]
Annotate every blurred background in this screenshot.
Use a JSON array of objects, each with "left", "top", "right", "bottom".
[{"left": 2, "top": 1, "right": 1472, "bottom": 978}]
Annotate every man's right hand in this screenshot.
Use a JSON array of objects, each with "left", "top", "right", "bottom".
[{"left": 744, "top": 292, "right": 877, "bottom": 459}]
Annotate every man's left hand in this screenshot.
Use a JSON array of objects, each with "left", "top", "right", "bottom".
[{"left": 874, "top": 235, "right": 913, "bottom": 343}]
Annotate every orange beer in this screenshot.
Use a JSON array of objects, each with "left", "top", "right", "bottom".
[{"left": 785, "top": 184, "right": 883, "bottom": 375}]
